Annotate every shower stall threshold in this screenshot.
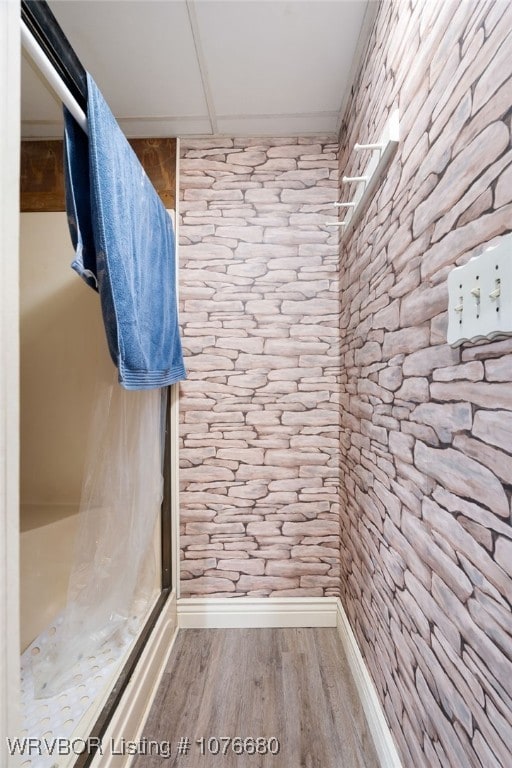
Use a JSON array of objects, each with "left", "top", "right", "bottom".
[{"left": 19, "top": 595, "right": 161, "bottom": 768}]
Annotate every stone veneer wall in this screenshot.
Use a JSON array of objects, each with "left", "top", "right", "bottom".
[
  {"left": 338, "top": 1, "right": 512, "bottom": 767},
  {"left": 178, "top": 137, "right": 341, "bottom": 597}
]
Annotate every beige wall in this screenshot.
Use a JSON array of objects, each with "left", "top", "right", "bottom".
[
  {"left": 19, "top": 212, "right": 113, "bottom": 649},
  {"left": 20, "top": 212, "right": 112, "bottom": 509},
  {"left": 338, "top": 1, "right": 512, "bottom": 766}
]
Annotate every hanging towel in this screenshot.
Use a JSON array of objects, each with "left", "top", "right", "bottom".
[{"left": 63, "top": 72, "right": 186, "bottom": 390}]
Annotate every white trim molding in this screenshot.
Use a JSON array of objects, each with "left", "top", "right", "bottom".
[
  {"left": 336, "top": 599, "right": 403, "bottom": 768},
  {"left": 178, "top": 596, "right": 339, "bottom": 629},
  {"left": 1, "top": 0, "right": 21, "bottom": 761},
  {"left": 90, "top": 591, "right": 178, "bottom": 768},
  {"left": 171, "top": 140, "right": 181, "bottom": 599}
]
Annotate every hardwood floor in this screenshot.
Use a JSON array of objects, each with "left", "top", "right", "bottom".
[{"left": 131, "top": 628, "right": 379, "bottom": 768}]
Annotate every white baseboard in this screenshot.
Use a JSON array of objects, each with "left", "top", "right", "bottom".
[
  {"left": 90, "top": 590, "right": 178, "bottom": 768},
  {"left": 336, "top": 599, "right": 402, "bottom": 768},
  {"left": 178, "top": 596, "right": 339, "bottom": 628}
]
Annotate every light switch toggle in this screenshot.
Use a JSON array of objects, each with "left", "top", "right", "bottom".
[{"left": 489, "top": 279, "right": 501, "bottom": 300}]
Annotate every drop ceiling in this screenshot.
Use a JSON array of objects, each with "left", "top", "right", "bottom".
[{"left": 21, "top": 0, "right": 376, "bottom": 139}]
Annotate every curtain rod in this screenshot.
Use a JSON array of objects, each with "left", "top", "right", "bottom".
[
  {"left": 21, "top": 0, "right": 88, "bottom": 133},
  {"left": 21, "top": 20, "right": 88, "bottom": 134}
]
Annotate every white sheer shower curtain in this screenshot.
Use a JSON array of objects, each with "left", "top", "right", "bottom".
[{"left": 32, "top": 378, "right": 166, "bottom": 696}]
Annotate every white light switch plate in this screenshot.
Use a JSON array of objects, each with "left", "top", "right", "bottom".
[{"left": 447, "top": 233, "right": 512, "bottom": 347}]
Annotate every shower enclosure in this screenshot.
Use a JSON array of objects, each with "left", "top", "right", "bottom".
[
  {"left": 19, "top": 202, "right": 177, "bottom": 768},
  {"left": 0, "top": 2, "right": 182, "bottom": 763},
  {"left": 18, "top": 4, "right": 180, "bottom": 763}
]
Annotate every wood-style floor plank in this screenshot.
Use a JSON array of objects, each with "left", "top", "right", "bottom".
[{"left": 131, "top": 628, "right": 379, "bottom": 768}]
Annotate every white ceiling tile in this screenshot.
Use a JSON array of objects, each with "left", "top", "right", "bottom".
[
  {"left": 193, "top": 0, "right": 368, "bottom": 116},
  {"left": 21, "top": 116, "right": 213, "bottom": 141},
  {"left": 118, "top": 117, "right": 213, "bottom": 139},
  {"left": 216, "top": 113, "right": 339, "bottom": 136},
  {"left": 21, "top": 0, "right": 374, "bottom": 138},
  {"left": 48, "top": 0, "right": 210, "bottom": 119}
]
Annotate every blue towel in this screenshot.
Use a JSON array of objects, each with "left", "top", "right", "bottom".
[{"left": 63, "top": 73, "right": 186, "bottom": 390}]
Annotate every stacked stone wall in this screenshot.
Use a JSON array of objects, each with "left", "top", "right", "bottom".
[
  {"left": 178, "top": 137, "right": 341, "bottom": 597},
  {"left": 339, "top": 1, "right": 512, "bottom": 766}
]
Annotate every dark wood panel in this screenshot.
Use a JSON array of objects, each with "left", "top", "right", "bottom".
[
  {"left": 130, "top": 139, "right": 177, "bottom": 210},
  {"left": 20, "top": 137, "right": 177, "bottom": 212},
  {"left": 131, "top": 628, "right": 380, "bottom": 768},
  {"left": 20, "top": 140, "right": 65, "bottom": 212}
]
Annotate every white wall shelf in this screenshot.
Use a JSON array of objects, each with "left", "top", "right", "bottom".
[{"left": 334, "top": 109, "right": 400, "bottom": 237}]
